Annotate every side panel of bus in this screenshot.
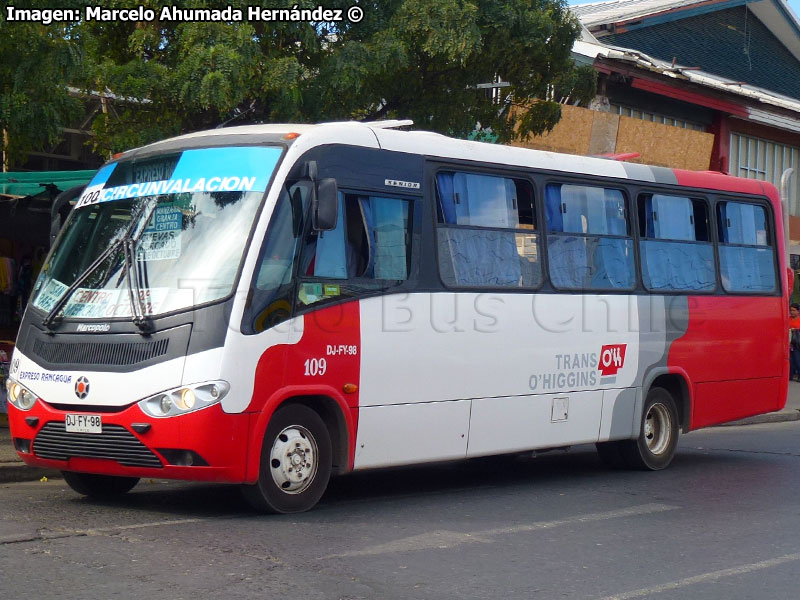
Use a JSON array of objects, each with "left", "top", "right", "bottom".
[
  {"left": 670, "top": 171, "right": 789, "bottom": 427},
  {"left": 238, "top": 147, "right": 787, "bottom": 477},
  {"left": 355, "top": 293, "right": 638, "bottom": 468},
  {"left": 667, "top": 295, "right": 785, "bottom": 429}
]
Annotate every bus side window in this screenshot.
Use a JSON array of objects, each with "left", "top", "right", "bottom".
[
  {"left": 717, "top": 201, "right": 776, "bottom": 293},
  {"left": 245, "top": 184, "right": 309, "bottom": 333},
  {"left": 638, "top": 193, "right": 715, "bottom": 292},
  {"left": 435, "top": 171, "right": 540, "bottom": 288},
  {"left": 545, "top": 183, "right": 635, "bottom": 291},
  {"left": 298, "top": 193, "right": 411, "bottom": 307}
]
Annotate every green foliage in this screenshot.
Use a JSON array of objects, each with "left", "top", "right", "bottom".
[
  {"left": 0, "top": 1, "right": 84, "bottom": 165},
  {"left": 552, "top": 64, "right": 598, "bottom": 106},
  {"left": 3, "top": 0, "right": 589, "bottom": 156}
]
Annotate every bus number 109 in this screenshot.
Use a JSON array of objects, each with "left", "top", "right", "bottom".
[{"left": 304, "top": 358, "right": 327, "bottom": 376}]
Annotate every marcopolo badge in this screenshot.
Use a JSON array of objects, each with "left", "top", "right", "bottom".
[{"left": 74, "top": 376, "right": 91, "bottom": 399}]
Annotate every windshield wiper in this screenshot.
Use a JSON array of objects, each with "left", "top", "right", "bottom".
[
  {"left": 122, "top": 208, "right": 158, "bottom": 333},
  {"left": 42, "top": 199, "right": 158, "bottom": 332}
]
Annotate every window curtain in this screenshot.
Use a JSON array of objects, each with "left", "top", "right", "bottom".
[
  {"left": 437, "top": 173, "right": 456, "bottom": 224},
  {"left": 361, "top": 197, "right": 408, "bottom": 280},
  {"left": 545, "top": 184, "right": 563, "bottom": 232},
  {"left": 651, "top": 195, "right": 694, "bottom": 241}
]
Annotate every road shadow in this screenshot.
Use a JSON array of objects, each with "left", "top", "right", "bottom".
[{"left": 64, "top": 443, "right": 773, "bottom": 518}]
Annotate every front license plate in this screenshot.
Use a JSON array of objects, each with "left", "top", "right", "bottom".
[{"left": 65, "top": 413, "right": 102, "bottom": 434}]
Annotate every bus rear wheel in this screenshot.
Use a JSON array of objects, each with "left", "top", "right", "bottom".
[
  {"left": 596, "top": 387, "right": 679, "bottom": 470},
  {"left": 62, "top": 471, "right": 140, "bottom": 499},
  {"left": 624, "top": 387, "right": 679, "bottom": 470},
  {"left": 242, "top": 404, "right": 332, "bottom": 514}
]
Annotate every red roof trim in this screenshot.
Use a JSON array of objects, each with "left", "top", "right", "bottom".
[
  {"left": 631, "top": 78, "right": 748, "bottom": 117},
  {"left": 672, "top": 168, "right": 778, "bottom": 198}
]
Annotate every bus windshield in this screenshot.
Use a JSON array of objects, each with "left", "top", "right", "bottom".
[{"left": 32, "top": 145, "right": 283, "bottom": 320}]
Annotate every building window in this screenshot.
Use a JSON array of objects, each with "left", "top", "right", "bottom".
[
  {"left": 730, "top": 132, "right": 800, "bottom": 216},
  {"left": 609, "top": 103, "right": 705, "bottom": 131}
]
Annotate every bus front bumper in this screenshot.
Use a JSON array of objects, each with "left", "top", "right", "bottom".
[{"left": 7, "top": 400, "right": 251, "bottom": 483}]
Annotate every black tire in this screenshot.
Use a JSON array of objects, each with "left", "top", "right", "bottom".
[
  {"left": 595, "top": 440, "right": 628, "bottom": 469},
  {"left": 62, "top": 471, "right": 139, "bottom": 499},
  {"left": 619, "top": 387, "right": 680, "bottom": 470},
  {"left": 241, "top": 404, "right": 332, "bottom": 514}
]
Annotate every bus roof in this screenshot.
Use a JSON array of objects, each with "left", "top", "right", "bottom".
[{"left": 125, "top": 121, "right": 778, "bottom": 200}]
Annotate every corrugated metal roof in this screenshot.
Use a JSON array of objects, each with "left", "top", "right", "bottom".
[
  {"left": 572, "top": 0, "right": 800, "bottom": 50},
  {"left": 603, "top": 6, "right": 800, "bottom": 100},
  {"left": 571, "top": 0, "right": 800, "bottom": 128},
  {"left": 572, "top": 0, "right": 712, "bottom": 26},
  {"left": 572, "top": 34, "right": 800, "bottom": 130}
]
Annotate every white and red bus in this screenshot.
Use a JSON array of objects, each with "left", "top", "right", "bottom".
[{"left": 5, "top": 122, "right": 790, "bottom": 512}]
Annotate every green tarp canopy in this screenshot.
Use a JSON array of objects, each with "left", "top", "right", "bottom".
[{"left": 0, "top": 170, "right": 96, "bottom": 197}]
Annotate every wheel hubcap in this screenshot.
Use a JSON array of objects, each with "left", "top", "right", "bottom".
[
  {"left": 644, "top": 402, "right": 672, "bottom": 455},
  {"left": 269, "top": 425, "right": 318, "bottom": 494}
]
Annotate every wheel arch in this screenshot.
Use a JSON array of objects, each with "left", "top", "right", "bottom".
[
  {"left": 245, "top": 386, "right": 355, "bottom": 483},
  {"left": 645, "top": 371, "right": 692, "bottom": 433},
  {"left": 280, "top": 395, "right": 351, "bottom": 476}
]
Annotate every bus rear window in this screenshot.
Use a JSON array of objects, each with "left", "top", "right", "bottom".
[
  {"left": 717, "top": 201, "right": 775, "bottom": 293},
  {"left": 638, "top": 193, "right": 715, "bottom": 292}
]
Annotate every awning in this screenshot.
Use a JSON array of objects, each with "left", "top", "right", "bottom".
[{"left": 0, "top": 170, "right": 96, "bottom": 198}]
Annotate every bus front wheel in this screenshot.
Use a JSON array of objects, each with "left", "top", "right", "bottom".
[
  {"left": 62, "top": 471, "right": 140, "bottom": 499},
  {"left": 242, "top": 404, "right": 332, "bottom": 514}
]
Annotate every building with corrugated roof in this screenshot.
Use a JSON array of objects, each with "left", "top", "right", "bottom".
[{"left": 558, "top": 0, "right": 800, "bottom": 249}]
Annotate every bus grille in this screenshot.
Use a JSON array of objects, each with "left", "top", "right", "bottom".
[
  {"left": 33, "top": 422, "right": 163, "bottom": 468},
  {"left": 32, "top": 338, "right": 169, "bottom": 367}
]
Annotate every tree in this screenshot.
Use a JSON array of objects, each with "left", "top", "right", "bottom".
[
  {"left": 312, "top": 0, "right": 595, "bottom": 141},
  {"left": 5, "top": 0, "right": 595, "bottom": 156},
  {"left": 0, "top": 1, "right": 84, "bottom": 167}
]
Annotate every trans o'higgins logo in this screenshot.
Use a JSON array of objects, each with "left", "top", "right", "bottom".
[
  {"left": 528, "top": 344, "right": 628, "bottom": 391},
  {"left": 598, "top": 344, "right": 627, "bottom": 376},
  {"left": 74, "top": 376, "right": 90, "bottom": 399}
]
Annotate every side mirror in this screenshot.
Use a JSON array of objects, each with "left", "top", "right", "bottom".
[{"left": 313, "top": 178, "right": 338, "bottom": 231}]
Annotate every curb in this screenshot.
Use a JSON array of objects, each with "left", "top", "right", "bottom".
[
  {"left": 718, "top": 409, "right": 800, "bottom": 427},
  {"left": 0, "top": 421, "right": 61, "bottom": 483},
  {"left": 0, "top": 463, "right": 60, "bottom": 484}
]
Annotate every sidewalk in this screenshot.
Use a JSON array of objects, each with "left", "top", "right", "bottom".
[
  {"left": 0, "top": 414, "right": 60, "bottom": 483},
  {"left": 1, "top": 384, "right": 800, "bottom": 483}
]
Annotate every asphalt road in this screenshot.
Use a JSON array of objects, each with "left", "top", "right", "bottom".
[{"left": 1, "top": 421, "right": 800, "bottom": 600}]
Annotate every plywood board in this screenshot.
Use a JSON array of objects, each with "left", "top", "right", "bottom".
[
  {"left": 511, "top": 104, "right": 594, "bottom": 156},
  {"left": 615, "top": 116, "right": 714, "bottom": 170},
  {"left": 509, "top": 104, "right": 714, "bottom": 172}
]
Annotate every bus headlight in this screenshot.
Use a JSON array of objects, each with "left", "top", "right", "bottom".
[
  {"left": 138, "top": 381, "right": 229, "bottom": 417},
  {"left": 177, "top": 388, "right": 195, "bottom": 411},
  {"left": 6, "top": 379, "right": 38, "bottom": 411}
]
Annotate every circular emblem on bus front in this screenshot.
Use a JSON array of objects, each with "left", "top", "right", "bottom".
[{"left": 75, "top": 377, "right": 90, "bottom": 399}]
